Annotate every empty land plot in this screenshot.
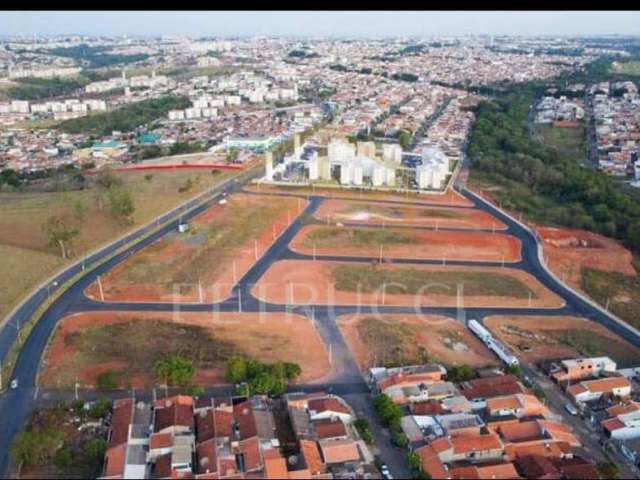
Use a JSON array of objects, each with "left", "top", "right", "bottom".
[
  {"left": 290, "top": 225, "right": 521, "bottom": 262},
  {"left": 253, "top": 260, "right": 563, "bottom": 307},
  {"left": 0, "top": 169, "right": 235, "bottom": 320},
  {"left": 39, "top": 311, "right": 329, "bottom": 389},
  {"left": 246, "top": 183, "right": 474, "bottom": 206},
  {"left": 538, "top": 225, "right": 636, "bottom": 292},
  {"left": 85, "top": 193, "right": 303, "bottom": 302},
  {"left": 338, "top": 314, "right": 498, "bottom": 371},
  {"left": 484, "top": 315, "right": 640, "bottom": 367},
  {"left": 314, "top": 199, "right": 505, "bottom": 230}
]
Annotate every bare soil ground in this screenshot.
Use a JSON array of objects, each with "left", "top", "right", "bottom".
[
  {"left": 314, "top": 199, "right": 506, "bottom": 230},
  {"left": 252, "top": 260, "right": 564, "bottom": 308},
  {"left": 39, "top": 311, "right": 329, "bottom": 389},
  {"left": 484, "top": 315, "right": 640, "bottom": 367},
  {"left": 245, "top": 183, "right": 474, "bottom": 206},
  {"left": 338, "top": 313, "right": 498, "bottom": 372},
  {"left": 537, "top": 225, "right": 637, "bottom": 290},
  {"left": 290, "top": 225, "right": 521, "bottom": 262},
  {"left": 85, "top": 193, "right": 304, "bottom": 302}
]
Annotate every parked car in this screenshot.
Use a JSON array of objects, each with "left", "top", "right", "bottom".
[
  {"left": 564, "top": 403, "right": 578, "bottom": 416},
  {"left": 381, "top": 465, "right": 393, "bottom": 479},
  {"left": 10, "top": 379, "right": 18, "bottom": 389}
]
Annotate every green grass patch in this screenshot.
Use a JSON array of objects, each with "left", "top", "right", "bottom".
[
  {"left": 549, "top": 328, "right": 640, "bottom": 368},
  {"left": 534, "top": 124, "right": 586, "bottom": 161},
  {"left": 331, "top": 265, "right": 536, "bottom": 298},
  {"left": 610, "top": 61, "right": 640, "bottom": 76},
  {"left": 306, "top": 226, "right": 416, "bottom": 247},
  {"left": 581, "top": 267, "right": 640, "bottom": 330}
]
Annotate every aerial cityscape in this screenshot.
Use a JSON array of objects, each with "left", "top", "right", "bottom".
[{"left": 2, "top": 9, "right": 640, "bottom": 480}]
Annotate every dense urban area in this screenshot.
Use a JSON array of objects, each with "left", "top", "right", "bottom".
[{"left": 3, "top": 31, "right": 640, "bottom": 480}]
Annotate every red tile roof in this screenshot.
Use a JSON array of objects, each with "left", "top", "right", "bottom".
[
  {"left": 263, "top": 448, "right": 289, "bottom": 479},
  {"left": 308, "top": 397, "right": 351, "bottom": 416},
  {"left": 300, "top": 439, "right": 325, "bottom": 475},
  {"left": 415, "top": 444, "right": 451, "bottom": 480},
  {"left": 103, "top": 443, "right": 127, "bottom": 478},
  {"left": 196, "top": 438, "right": 217, "bottom": 475},
  {"left": 451, "top": 433, "right": 503, "bottom": 455},
  {"left": 150, "top": 432, "right": 173, "bottom": 450},
  {"left": 154, "top": 396, "right": 195, "bottom": 432},
  {"left": 239, "top": 436, "right": 262, "bottom": 472},
  {"left": 319, "top": 439, "right": 360, "bottom": 464},
  {"left": 233, "top": 400, "right": 258, "bottom": 440},
  {"left": 109, "top": 398, "right": 134, "bottom": 447},
  {"left": 313, "top": 418, "right": 347, "bottom": 439}
]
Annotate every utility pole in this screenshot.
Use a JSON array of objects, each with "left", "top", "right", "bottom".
[
  {"left": 238, "top": 290, "right": 242, "bottom": 313},
  {"left": 198, "top": 279, "right": 203, "bottom": 303},
  {"left": 97, "top": 276, "right": 105, "bottom": 301},
  {"left": 74, "top": 380, "right": 79, "bottom": 401}
]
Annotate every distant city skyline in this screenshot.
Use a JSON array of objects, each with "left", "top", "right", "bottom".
[{"left": 1, "top": 11, "right": 640, "bottom": 38}]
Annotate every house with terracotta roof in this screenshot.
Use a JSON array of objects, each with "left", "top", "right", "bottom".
[
  {"left": 567, "top": 376, "right": 632, "bottom": 404},
  {"left": 460, "top": 374, "right": 525, "bottom": 402},
  {"left": 370, "top": 364, "right": 449, "bottom": 405},
  {"left": 551, "top": 357, "right": 617, "bottom": 384},
  {"left": 318, "top": 438, "right": 361, "bottom": 465},
  {"left": 601, "top": 401, "right": 640, "bottom": 440},
  {"left": 449, "top": 461, "right": 521, "bottom": 479},
  {"left": 307, "top": 395, "right": 354, "bottom": 424},
  {"left": 485, "top": 393, "right": 549, "bottom": 419}
]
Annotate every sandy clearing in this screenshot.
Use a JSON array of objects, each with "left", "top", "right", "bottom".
[
  {"left": 338, "top": 313, "right": 498, "bottom": 372},
  {"left": 537, "top": 225, "right": 637, "bottom": 292},
  {"left": 290, "top": 225, "right": 521, "bottom": 262},
  {"left": 314, "top": 199, "right": 506, "bottom": 230},
  {"left": 252, "top": 260, "right": 564, "bottom": 308},
  {"left": 85, "top": 194, "right": 305, "bottom": 303},
  {"left": 39, "top": 311, "right": 330, "bottom": 389},
  {"left": 484, "top": 315, "right": 640, "bottom": 365}
]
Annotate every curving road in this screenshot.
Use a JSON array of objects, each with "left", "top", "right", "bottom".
[{"left": 2, "top": 178, "right": 640, "bottom": 476}]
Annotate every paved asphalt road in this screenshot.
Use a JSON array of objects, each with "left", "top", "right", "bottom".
[{"left": 2, "top": 172, "right": 640, "bottom": 476}]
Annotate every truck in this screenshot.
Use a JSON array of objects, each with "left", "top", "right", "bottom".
[{"left": 468, "top": 319, "right": 493, "bottom": 343}]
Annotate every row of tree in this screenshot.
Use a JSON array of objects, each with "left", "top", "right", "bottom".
[{"left": 225, "top": 356, "right": 302, "bottom": 396}]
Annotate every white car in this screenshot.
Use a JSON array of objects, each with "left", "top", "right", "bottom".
[
  {"left": 564, "top": 403, "right": 578, "bottom": 416},
  {"left": 10, "top": 379, "right": 18, "bottom": 389},
  {"left": 381, "top": 465, "right": 393, "bottom": 479}
]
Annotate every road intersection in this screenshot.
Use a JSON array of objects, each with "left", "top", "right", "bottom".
[{"left": 2, "top": 175, "right": 640, "bottom": 476}]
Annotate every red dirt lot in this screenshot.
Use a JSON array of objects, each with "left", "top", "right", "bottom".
[
  {"left": 338, "top": 313, "right": 498, "bottom": 371},
  {"left": 85, "top": 193, "right": 305, "bottom": 303},
  {"left": 39, "top": 311, "right": 330, "bottom": 389},
  {"left": 314, "top": 199, "right": 506, "bottom": 230},
  {"left": 246, "top": 183, "right": 475, "bottom": 207},
  {"left": 537, "top": 225, "right": 637, "bottom": 290},
  {"left": 484, "top": 315, "right": 640, "bottom": 366},
  {"left": 290, "top": 225, "right": 521, "bottom": 262},
  {"left": 251, "top": 260, "right": 564, "bottom": 308}
]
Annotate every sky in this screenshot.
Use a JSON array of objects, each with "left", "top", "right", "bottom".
[{"left": 1, "top": 11, "right": 640, "bottom": 38}]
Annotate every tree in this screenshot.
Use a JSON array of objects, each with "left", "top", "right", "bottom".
[
  {"left": 43, "top": 215, "right": 80, "bottom": 259},
  {"left": 373, "top": 394, "right": 403, "bottom": 427},
  {"left": 108, "top": 185, "right": 135, "bottom": 224},
  {"left": 11, "top": 428, "right": 64, "bottom": 470},
  {"left": 88, "top": 399, "right": 112, "bottom": 419},
  {"left": 447, "top": 365, "right": 476, "bottom": 383},
  {"left": 72, "top": 199, "right": 87, "bottom": 223},
  {"left": 155, "top": 355, "right": 195, "bottom": 386},
  {"left": 398, "top": 130, "right": 412, "bottom": 150},
  {"left": 96, "top": 370, "right": 121, "bottom": 390},
  {"left": 407, "top": 452, "right": 421, "bottom": 471},
  {"left": 225, "top": 356, "right": 248, "bottom": 383}
]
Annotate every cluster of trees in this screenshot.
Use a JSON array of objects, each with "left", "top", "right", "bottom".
[
  {"left": 155, "top": 354, "right": 195, "bottom": 386},
  {"left": 169, "top": 141, "right": 206, "bottom": 156},
  {"left": 373, "top": 394, "right": 408, "bottom": 447},
  {"left": 224, "top": 356, "right": 302, "bottom": 397},
  {"left": 446, "top": 365, "right": 477, "bottom": 383},
  {"left": 57, "top": 95, "right": 190, "bottom": 136},
  {"left": 468, "top": 81, "right": 640, "bottom": 254},
  {"left": 11, "top": 401, "right": 109, "bottom": 477},
  {"left": 48, "top": 44, "right": 150, "bottom": 68},
  {"left": 8, "top": 75, "right": 92, "bottom": 100},
  {"left": 42, "top": 170, "right": 135, "bottom": 258},
  {"left": 353, "top": 418, "right": 374, "bottom": 444},
  {"left": 391, "top": 72, "right": 419, "bottom": 83},
  {"left": 287, "top": 49, "right": 320, "bottom": 59}
]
